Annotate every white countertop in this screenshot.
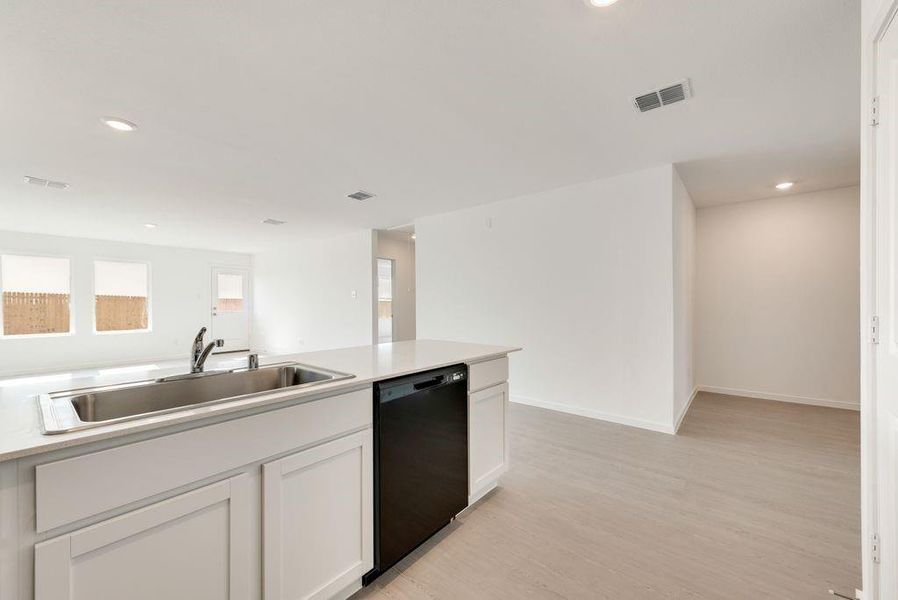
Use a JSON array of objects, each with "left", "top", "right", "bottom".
[{"left": 0, "top": 340, "right": 519, "bottom": 462}]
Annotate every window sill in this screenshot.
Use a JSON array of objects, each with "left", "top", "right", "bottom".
[
  {"left": 0, "top": 332, "right": 74, "bottom": 340},
  {"left": 94, "top": 328, "right": 152, "bottom": 336}
]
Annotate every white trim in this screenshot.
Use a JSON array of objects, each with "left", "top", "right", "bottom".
[
  {"left": 466, "top": 481, "right": 498, "bottom": 508},
  {"left": 510, "top": 394, "right": 676, "bottom": 435},
  {"left": 696, "top": 385, "right": 859, "bottom": 411},
  {"left": 862, "top": 3, "right": 898, "bottom": 598},
  {"left": 674, "top": 387, "right": 698, "bottom": 433}
]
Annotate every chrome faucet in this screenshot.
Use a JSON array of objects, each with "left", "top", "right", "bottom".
[{"left": 191, "top": 327, "right": 224, "bottom": 373}]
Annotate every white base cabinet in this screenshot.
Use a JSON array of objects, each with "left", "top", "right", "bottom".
[
  {"left": 468, "top": 356, "right": 510, "bottom": 506},
  {"left": 14, "top": 353, "right": 512, "bottom": 600},
  {"left": 35, "top": 474, "right": 251, "bottom": 600},
  {"left": 263, "top": 430, "right": 373, "bottom": 600},
  {"left": 29, "top": 387, "right": 373, "bottom": 600}
]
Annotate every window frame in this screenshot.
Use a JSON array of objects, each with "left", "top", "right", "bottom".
[
  {"left": 91, "top": 257, "right": 153, "bottom": 335},
  {"left": 0, "top": 251, "right": 75, "bottom": 339}
]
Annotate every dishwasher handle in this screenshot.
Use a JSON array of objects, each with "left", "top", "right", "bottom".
[{"left": 414, "top": 375, "right": 447, "bottom": 391}]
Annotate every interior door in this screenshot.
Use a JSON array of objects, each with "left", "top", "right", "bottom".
[
  {"left": 211, "top": 266, "right": 249, "bottom": 352},
  {"left": 875, "top": 14, "right": 898, "bottom": 598}
]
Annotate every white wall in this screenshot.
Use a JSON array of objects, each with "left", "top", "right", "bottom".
[
  {"left": 417, "top": 165, "right": 680, "bottom": 433},
  {"left": 672, "top": 168, "right": 696, "bottom": 428},
  {"left": 252, "top": 231, "right": 373, "bottom": 354},
  {"left": 694, "top": 186, "right": 860, "bottom": 409},
  {"left": 0, "top": 230, "right": 251, "bottom": 376},
  {"left": 374, "top": 230, "right": 416, "bottom": 342}
]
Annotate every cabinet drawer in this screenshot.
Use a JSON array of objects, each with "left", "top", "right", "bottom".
[
  {"left": 468, "top": 357, "right": 508, "bottom": 392},
  {"left": 36, "top": 386, "right": 372, "bottom": 533}
]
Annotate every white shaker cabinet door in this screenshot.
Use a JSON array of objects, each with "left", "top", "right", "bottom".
[
  {"left": 263, "top": 429, "right": 373, "bottom": 600},
  {"left": 35, "top": 474, "right": 251, "bottom": 600},
  {"left": 469, "top": 382, "right": 509, "bottom": 501}
]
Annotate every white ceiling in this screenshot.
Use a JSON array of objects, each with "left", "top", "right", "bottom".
[{"left": 0, "top": 0, "right": 860, "bottom": 252}]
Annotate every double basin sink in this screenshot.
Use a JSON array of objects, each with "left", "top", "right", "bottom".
[{"left": 38, "top": 362, "right": 355, "bottom": 434}]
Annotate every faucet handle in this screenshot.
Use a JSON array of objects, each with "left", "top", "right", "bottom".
[
  {"left": 247, "top": 353, "right": 259, "bottom": 370},
  {"left": 193, "top": 327, "right": 208, "bottom": 346}
]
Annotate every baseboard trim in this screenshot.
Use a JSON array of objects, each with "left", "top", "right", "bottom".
[
  {"left": 696, "top": 385, "right": 860, "bottom": 411},
  {"left": 674, "top": 387, "right": 699, "bottom": 433},
  {"left": 510, "top": 395, "right": 676, "bottom": 435},
  {"left": 467, "top": 481, "right": 498, "bottom": 508}
]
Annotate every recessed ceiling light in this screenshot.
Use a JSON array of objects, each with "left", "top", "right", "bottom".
[
  {"left": 775, "top": 182, "right": 794, "bottom": 191},
  {"left": 101, "top": 117, "right": 138, "bottom": 132},
  {"left": 585, "top": 0, "right": 619, "bottom": 6},
  {"left": 143, "top": 223, "right": 157, "bottom": 229}
]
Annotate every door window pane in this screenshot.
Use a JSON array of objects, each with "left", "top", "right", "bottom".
[
  {"left": 1, "top": 254, "right": 71, "bottom": 335},
  {"left": 95, "top": 260, "right": 149, "bottom": 332},
  {"left": 217, "top": 273, "right": 244, "bottom": 313}
]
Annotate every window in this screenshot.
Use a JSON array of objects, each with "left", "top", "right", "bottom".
[
  {"left": 94, "top": 260, "right": 149, "bottom": 332},
  {"left": 1, "top": 254, "right": 72, "bottom": 336},
  {"left": 216, "top": 272, "right": 244, "bottom": 313}
]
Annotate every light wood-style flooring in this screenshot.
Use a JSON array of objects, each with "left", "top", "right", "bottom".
[{"left": 353, "top": 392, "right": 861, "bottom": 599}]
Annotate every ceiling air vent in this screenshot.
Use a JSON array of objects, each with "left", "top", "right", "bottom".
[
  {"left": 348, "top": 190, "right": 375, "bottom": 201},
  {"left": 261, "top": 218, "right": 286, "bottom": 226},
  {"left": 24, "top": 175, "right": 70, "bottom": 189},
  {"left": 633, "top": 79, "right": 692, "bottom": 113}
]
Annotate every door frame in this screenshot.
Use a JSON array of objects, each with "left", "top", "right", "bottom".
[
  {"left": 863, "top": 2, "right": 898, "bottom": 596},
  {"left": 209, "top": 264, "right": 252, "bottom": 353}
]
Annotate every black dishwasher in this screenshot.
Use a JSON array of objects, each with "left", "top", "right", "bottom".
[{"left": 363, "top": 364, "right": 468, "bottom": 585}]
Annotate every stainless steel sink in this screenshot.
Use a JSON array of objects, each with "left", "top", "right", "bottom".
[{"left": 38, "top": 362, "right": 355, "bottom": 434}]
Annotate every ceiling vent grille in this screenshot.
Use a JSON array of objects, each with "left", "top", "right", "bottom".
[
  {"left": 24, "top": 175, "right": 69, "bottom": 189},
  {"left": 261, "top": 218, "right": 286, "bottom": 226},
  {"left": 633, "top": 79, "right": 692, "bottom": 113},
  {"left": 347, "top": 190, "right": 375, "bottom": 201}
]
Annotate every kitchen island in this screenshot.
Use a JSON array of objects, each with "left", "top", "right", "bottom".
[{"left": 0, "top": 339, "right": 519, "bottom": 600}]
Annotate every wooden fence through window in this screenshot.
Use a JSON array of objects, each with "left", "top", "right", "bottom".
[
  {"left": 95, "top": 295, "right": 148, "bottom": 331},
  {"left": 2, "top": 292, "right": 71, "bottom": 335},
  {"left": 0, "top": 292, "right": 149, "bottom": 335},
  {"left": 218, "top": 298, "right": 244, "bottom": 312}
]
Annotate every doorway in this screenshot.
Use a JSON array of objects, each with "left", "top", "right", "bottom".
[
  {"left": 211, "top": 266, "right": 250, "bottom": 352},
  {"left": 377, "top": 258, "right": 395, "bottom": 343},
  {"left": 372, "top": 228, "right": 416, "bottom": 344}
]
